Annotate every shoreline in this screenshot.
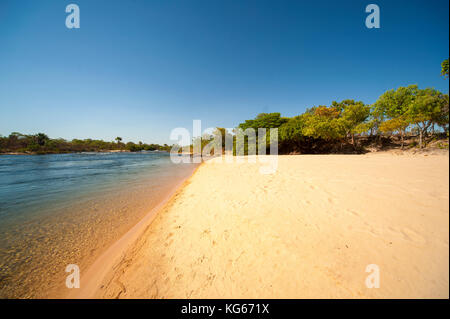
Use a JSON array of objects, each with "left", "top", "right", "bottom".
[
  {"left": 0, "top": 150, "right": 158, "bottom": 156},
  {"left": 85, "top": 152, "right": 448, "bottom": 298},
  {"left": 65, "top": 162, "right": 203, "bottom": 298}
]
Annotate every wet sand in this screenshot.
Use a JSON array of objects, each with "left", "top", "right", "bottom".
[{"left": 73, "top": 153, "right": 448, "bottom": 299}]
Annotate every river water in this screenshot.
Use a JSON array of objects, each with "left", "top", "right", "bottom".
[{"left": 0, "top": 152, "right": 197, "bottom": 298}]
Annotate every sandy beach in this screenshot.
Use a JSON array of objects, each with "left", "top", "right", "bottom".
[{"left": 72, "top": 153, "right": 449, "bottom": 299}]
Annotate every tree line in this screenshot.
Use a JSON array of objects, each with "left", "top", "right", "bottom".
[
  {"left": 232, "top": 84, "right": 448, "bottom": 154},
  {"left": 2, "top": 60, "right": 448, "bottom": 156},
  {"left": 0, "top": 132, "right": 171, "bottom": 154},
  {"left": 198, "top": 85, "right": 447, "bottom": 155},
  {"left": 190, "top": 60, "right": 450, "bottom": 155}
]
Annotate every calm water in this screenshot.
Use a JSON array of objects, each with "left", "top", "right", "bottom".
[
  {"left": 0, "top": 152, "right": 196, "bottom": 298},
  {"left": 0, "top": 152, "right": 175, "bottom": 220}
]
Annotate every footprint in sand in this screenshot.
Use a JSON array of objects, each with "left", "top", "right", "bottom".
[
  {"left": 345, "top": 209, "right": 360, "bottom": 217},
  {"left": 365, "top": 226, "right": 427, "bottom": 245},
  {"left": 399, "top": 227, "right": 427, "bottom": 245}
]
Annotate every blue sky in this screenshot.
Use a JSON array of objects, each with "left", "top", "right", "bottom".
[{"left": 0, "top": 0, "right": 448, "bottom": 144}]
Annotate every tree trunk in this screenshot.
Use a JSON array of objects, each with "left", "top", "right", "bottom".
[
  {"left": 419, "top": 129, "right": 423, "bottom": 149},
  {"left": 400, "top": 130, "right": 404, "bottom": 150}
]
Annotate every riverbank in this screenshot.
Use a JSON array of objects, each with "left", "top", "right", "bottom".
[
  {"left": 74, "top": 152, "right": 449, "bottom": 299},
  {"left": 0, "top": 149, "right": 134, "bottom": 155}
]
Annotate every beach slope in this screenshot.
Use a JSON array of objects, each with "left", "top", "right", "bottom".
[{"left": 84, "top": 154, "right": 449, "bottom": 298}]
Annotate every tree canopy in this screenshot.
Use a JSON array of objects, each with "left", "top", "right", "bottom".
[{"left": 235, "top": 85, "right": 448, "bottom": 153}]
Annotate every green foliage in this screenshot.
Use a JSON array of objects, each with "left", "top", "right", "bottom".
[
  {"left": 279, "top": 116, "right": 306, "bottom": 143},
  {"left": 235, "top": 85, "right": 448, "bottom": 153},
  {"left": 2, "top": 84, "right": 447, "bottom": 156},
  {"left": 408, "top": 88, "right": 444, "bottom": 126},
  {"left": 379, "top": 116, "right": 409, "bottom": 133},
  {"left": 373, "top": 85, "right": 418, "bottom": 121},
  {"left": 441, "top": 59, "right": 449, "bottom": 78},
  {"left": 0, "top": 133, "right": 172, "bottom": 154},
  {"left": 338, "top": 101, "right": 370, "bottom": 134},
  {"left": 407, "top": 88, "right": 448, "bottom": 148},
  {"left": 238, "top": 113, "right": 288, "bottom": 131},
  {"left": 302, "top": 111, "right": 345, "bottom": 140},
  {"left": 236, "top": 113, "right": 287, "bottom": 155}
]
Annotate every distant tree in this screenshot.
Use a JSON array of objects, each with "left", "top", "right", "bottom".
[
  {"left": 126, "top": 142, "right": 141, "bottom": 152},
  {"left": 0, "top": 132, "right": 170, "bottom": 154},
  {"left": 34, "top": 133, "right": 49, "bottom": 146},
  {"left": 115, "top": 137, "right": 123, "bottom": 147},
  {"left": 212, "top": 127, "right": 233, "bottom": 153}
]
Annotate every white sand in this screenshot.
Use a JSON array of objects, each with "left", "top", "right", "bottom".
[{"left": 74, "top": 153, "right": 449, "bottom": 298}]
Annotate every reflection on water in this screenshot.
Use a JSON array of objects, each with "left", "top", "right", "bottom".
[{"left": 0, "top": 152, "right": 196, "bottom": 298}]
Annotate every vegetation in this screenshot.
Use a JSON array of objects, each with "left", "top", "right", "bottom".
[
  {"left": 200, "top": 85, "right": 448, "bottom": 155},
  {"left": 223, "top": 62, "right": 449, "bottom": 154},
  {"left": 3, "top": 62, "right": 448, "bottom": 156},
  {"left": 441, "top": 59, "right": 449, "bottom": 78},
  {"left": 0, "top": 132, "right": 171, "bottom": 155}
]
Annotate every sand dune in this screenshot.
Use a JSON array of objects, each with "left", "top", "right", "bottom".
[{"left": 75, "top": 153, "right": 449, "bottom": 299}]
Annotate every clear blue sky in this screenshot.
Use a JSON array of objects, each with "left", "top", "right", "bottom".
[{"left": 0, "top": 0, "right": 448, "bottom": 144}]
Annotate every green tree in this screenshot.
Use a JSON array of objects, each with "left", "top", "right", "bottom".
[
  {"left": 433, "top": 94, "right": 449, "bottom": 133},
  {"left": 373, "top": 85, "right": 418, "bottom": 149},
  {"left": 302, "top": 106, "right": 345, "bottom": 141},
  {"left": 441, "top": 59, "right": 449, "bottom": 78},
  {"left": 34, "top": 133, "right": 49, "bottom": 146},
  {"left": 115, "top": 137, "right": 123, "bottom": 148},
  {"left": 408, "top": 88, "right": 447, "bottom": 148},
  {"left": 237, "top": 113, "right": 287, "bottom": 154},
  {"left": 379, "top": 116, "right": 410, "bottom": 139},
  {"left": 336, "top": 100, "right": 370, "bottom": 147},
  {"left": 279, "top": 116, "right": 306, "bottom": 144},
  {"left": 212, "top": 127, "right": 233, "bottom": 153},
  {"left": 238, "top": 113, "right": 288, "bottom": 131}
]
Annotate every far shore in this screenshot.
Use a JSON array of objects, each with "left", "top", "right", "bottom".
[
  {"left": 0, "top": 149, "right": 167, "bottom": 156},
  {"left": 69, "top": 151, "right": 449, "bottom": 299}
]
